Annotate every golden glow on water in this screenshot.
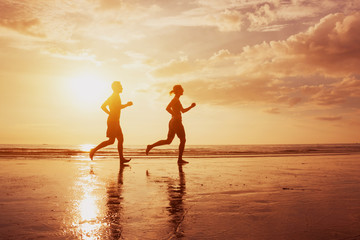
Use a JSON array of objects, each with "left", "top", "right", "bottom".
[{"left": 79, "top": 144, "right": 95, "bottom": 153}]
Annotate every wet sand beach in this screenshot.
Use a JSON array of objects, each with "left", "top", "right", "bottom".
[{"left": 1, "top": 154, "right": 360, "bottom": 239}]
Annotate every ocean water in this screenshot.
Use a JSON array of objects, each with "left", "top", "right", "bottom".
[{"left": 0, "top": 143, "right": 359, "bottom": 160}]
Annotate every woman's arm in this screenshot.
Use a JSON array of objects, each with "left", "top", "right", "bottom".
[
  {"left": 166, "top": 100, "right": 174, "bottom": 115},
  {"left": 181, "top": 103, "right": 196, "bottom": 113}
]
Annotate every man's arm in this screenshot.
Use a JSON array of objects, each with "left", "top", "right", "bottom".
[
  {"left": 120, "top": 101, "right": 133, "bottom": 109},
  {"left": 101, "top": 98, "right": 110, "bottom": 114}
]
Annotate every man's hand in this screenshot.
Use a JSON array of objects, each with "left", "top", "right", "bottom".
[{"left": 127, "top": 101, "right": 133, "bottom": 107}]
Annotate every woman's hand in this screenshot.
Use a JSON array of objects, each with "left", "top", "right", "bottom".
[
  {"left": 191, "top": 103, "right": 196, "bottom": 108},
  {"left": 127, "top": 101, "right": 133, "bottom": 107}
]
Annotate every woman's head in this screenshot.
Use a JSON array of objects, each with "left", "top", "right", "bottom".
[{"left": 170, "top": 85, "right": 184, "bottom": 96}]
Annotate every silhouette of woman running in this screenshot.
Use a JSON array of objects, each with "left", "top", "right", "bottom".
[
  {"left": 90, "top": 81, "right": 133, "bottom": 164},
  {"left": 146, "top": 85, "right": 196, "bottom": 164}
]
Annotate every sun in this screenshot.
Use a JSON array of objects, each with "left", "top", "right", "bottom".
[{"left": 68, "top": 72, "right": 109, "bottom": 107}]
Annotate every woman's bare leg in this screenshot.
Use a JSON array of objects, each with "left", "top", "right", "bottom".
[
  {"left": 176, "top": 124, "right": 188, "bottom": 164},
  {"left": 178, "top": 138, "right": 187, "bottom": 163},
  {"left": 146, "top": 130, "right": 175, "bottom": 155}
]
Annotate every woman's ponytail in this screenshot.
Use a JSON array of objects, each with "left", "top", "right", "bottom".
[{"left": 170, "top": 85, "right": 183, "bottom": 95}]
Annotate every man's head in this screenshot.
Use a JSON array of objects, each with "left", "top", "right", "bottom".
[{"left": 111, "top": 81, "right": 123, "bottom": 93}]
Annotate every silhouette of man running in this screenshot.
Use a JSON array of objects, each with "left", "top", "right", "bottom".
[{"left": 90, "top": 81, "right": 133, "bottom": 164}]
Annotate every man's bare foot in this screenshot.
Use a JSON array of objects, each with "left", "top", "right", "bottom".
[
  {"left": 89, "top": 148, "right": 95, "bottom": 160},
  {"left": 120, "top": 158, "right": 131, "bottom": 164},
  {"left": 146, "top": 145, "right": 152, "bottom": 155},
  {"left": 177, "top": 159, "right": 189, "bottom": 164}
]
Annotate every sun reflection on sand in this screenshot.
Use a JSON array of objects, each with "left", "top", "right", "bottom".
[
  {"left": 79, "top": 193, "right": 98, "bottom": 221},
  {"left": 73, "top": 170, "right": 106, "bottom": 239}
]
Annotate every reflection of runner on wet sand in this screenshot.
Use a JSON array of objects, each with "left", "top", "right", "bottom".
[
  {"left": 167, "top": 164, "right": 187, "bottom": 238},
  {"left": 146, "top": 165, "right": 187, "bottom": 238},
  {"left": 146, "top": 85, "right": 196, "bottom": 164},
  {"left": 90, "top": 81, "right": 133, "bottom": 165},
  {"left": 104, "top": 164, "right": 128, "bottom": 239}
]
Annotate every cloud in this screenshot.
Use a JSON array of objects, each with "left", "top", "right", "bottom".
[
  {"left": 305, "top": 77, "right": 360, "bottom": 106},
  {"left": 154, "top": 11, "right": 360, "bottom": 77},
  {"left": 165, "top": 78, "right": 292, "bottom": 106},
  {"left": 236, "top": 12, "right": 360, "bottom": 79},
  {"left": 264, "top": 107, "right": 280, "bottom": 114},
  {"left": 239, "top": 12, "right": 360, "bottom": 106},
  {"left": 0, "top": 1, "right": 45, "bottom": 37},
  {"left": 149, "top": 12, "right": 360, "bottom": 110},
  {"left": 121, "top": 51, "right": 152, "bottom": 69},
  {"left": 97, "top": 0, "right": 122, "bottom": 10},
  {"left": 287, "top": 13, "right": 360, "bottom": 76},
  {"left": 209, "top": 49, "right": 231, "bottom": 60},
  {"left": 151, "top": 57, "right": 201, "bottom": 78},
  {"left": 150, "top": 49, "right": 233, "bottom": 78},
  {"left": 189, "top": 0, "right": 360, "bottom": 32},
  {"left": 316, "top": 116, "right": 342, "bottom": 121},
  {"left": 41, "top": 44, "right": 101, "bottom": 65},
  {"left": 207, "top": 9, "right": 244, "bottom": 32},
  {"left": 247, "top": 3, "right": 277, "bottom": 31},
  {"left": 0, "top": 18, "right": 46, "bottom": 38},
  {"left": 0, "top": 0, "right": 161, "bottom": 46}
]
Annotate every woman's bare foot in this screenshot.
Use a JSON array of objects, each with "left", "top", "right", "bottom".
[
  {"left": 89, "top": 149, "right": 95, "bottom": 160},
  {"left": 120, "top": 158, "right": 131, "bottom": 164},
  {"left": 146, "top": 145, "right": 152, "bottom": 155}
]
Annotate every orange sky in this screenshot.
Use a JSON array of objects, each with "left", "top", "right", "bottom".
[{"left": 1, "top": 0, "right": 360, "bottom": 145}]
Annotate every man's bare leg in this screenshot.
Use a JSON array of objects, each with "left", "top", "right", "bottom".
[
  {"left": 118, "top": 137, "right": 131, "bottom": 164},
  {"left": 146, "top": 144, "right": 152, "bottom": 155},
  {"left": 90, "top": 138, "right": 115, "bottom": 160}
]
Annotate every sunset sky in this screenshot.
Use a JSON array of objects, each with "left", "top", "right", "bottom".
[{"left": 1, "top": 0, "right": 360, "bottom": 145}]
